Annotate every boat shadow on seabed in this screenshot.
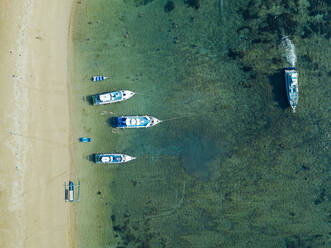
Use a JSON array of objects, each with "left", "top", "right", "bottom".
[
  {"left": 108, "top": 117, "right": 118, "bottom": 128},
  {"left": 269, "top": 69, "right": 288, "bottom": 110}
]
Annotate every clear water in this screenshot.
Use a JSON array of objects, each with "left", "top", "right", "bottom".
[{"left": 70, "top": 0, "right": 330, "bottom": 247}]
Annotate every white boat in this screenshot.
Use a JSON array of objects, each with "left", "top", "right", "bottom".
[
  {"left": 95, "top": 153, "right": 136, "bottom": 164},
  {"left": 92, "top": 90, "right": 135, "bottom": 105},
  {"left": 284, "top": 67, "right": 299, "bottom": 112},
  {"left": 114, "top": 115, "right": 162, "bottom": 128}
]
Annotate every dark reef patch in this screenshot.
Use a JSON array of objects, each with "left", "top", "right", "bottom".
[
  {"left": 238, "top": 4, "right": 259, "bottom": 21},
  {"left": 164, "top": 1, "right": 175, "bottom": 13},
  {"left": 285, "top": 234, "right": 327, "bottom": 248},
  {"left": 184, "top": 0, "right": 200, "bottom": 9},
  {"left": 314, "top": 188, "right": 326, "bottom": 205},
  {"left": 227, "top": 48, "right": 243, "bottom": 60},
  {"left": 276, "top": 13, "right": 297, "bottom": 36},
  {"left": 301, "top": 25, "right": 313, "bottom": 39}
]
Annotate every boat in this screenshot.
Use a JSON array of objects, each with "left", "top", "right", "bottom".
[
  {"left": 65, "top": 181, "right": 74, "bottom": 202},
  {"left": 91, "top": 76, "right": 107, "bottom": 82},
  {"left": 114, "top": 115, "right": 162, "bottom": 128},
  {"left": 92, "top": 90, "right": 135, "bottom": 105},
  {"left": 284, "top": 67, "right": 299, "bottom": 112},
  {"left": 65, "top": 181, "right": 80, "bottom": 202},
  {"left": 95, "top": 153, "right": 136, "bottom": 164},
  {"left": 79, "top": 137, "right": 92, "bottom": 143}
]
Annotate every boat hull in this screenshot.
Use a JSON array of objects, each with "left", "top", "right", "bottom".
[
  {"left": 114, "top": 116, "right": 161, "bottom": 128},
  {"left": 95, "top": 153, "right": 136, "bottom": 164},
  {"left": 284, "top": 67, "right": 299, "bottom": 112},
  {"left": 92, "top": 90, "right": 135, "bottom": 105}
]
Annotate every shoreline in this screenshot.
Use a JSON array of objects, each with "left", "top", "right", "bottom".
[{"left": 0, "top": 0, "right": 75, "bottom": 247}]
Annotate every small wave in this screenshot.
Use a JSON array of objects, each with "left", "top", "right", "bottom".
[{"left": 281, "top": 36, "right": 297, "bottom": 67}]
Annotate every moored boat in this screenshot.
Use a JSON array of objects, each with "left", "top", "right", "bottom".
[
  {"left": 79, "top": 137, "right": 92, "bottom": 143},
  {"left": 284, "top": 67, "right": 299, "bottom": 112},
  {"left": 92, "top": 90, "right": 135, "bottom": 105},
  {"left": 91, "top": 75, "right": 108, "bottom": 82},
  {"left": 114, "top": 115, "right": 162, "bottom": 128},
  {"left": 95, "top": 153, "right": 136, "bottom": 164}
]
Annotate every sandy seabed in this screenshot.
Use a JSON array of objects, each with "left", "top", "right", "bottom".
[{"left": 0, "top": 0, "right": 75, "bottom": 247}]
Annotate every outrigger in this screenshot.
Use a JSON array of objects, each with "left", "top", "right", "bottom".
[
  {"left": 91, "top": 75, "right": 108, "bottom": 82},
  {"left": 64, "top": 181, "right": 80, "bottom": 202},
  {"left": 92, "top": 90, "right": 135, "bottom": 105}
]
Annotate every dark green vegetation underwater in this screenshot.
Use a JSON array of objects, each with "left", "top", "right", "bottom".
[{"left": 71, "top": 0, "right": 330, "bottom": 247}]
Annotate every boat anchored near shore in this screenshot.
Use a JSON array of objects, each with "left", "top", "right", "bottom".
[
  {"left": 284, "top": 67, "right": 299, "bottom": 112},
  {"left": 95, "top": 153, "right": 136, "bottom": 164},
  {"left": 91, "top": 75, "right": 108, "bottom": 82},
  {"left": 114, "top": 115, "right": 162, "bottom": 128},
  {"left": 92, "top": 90, "right": 135, "bottom": 105}
]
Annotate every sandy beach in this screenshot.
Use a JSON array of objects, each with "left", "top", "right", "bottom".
[{"left": 0, "top": 0, "right": 74, "bottom": 247}]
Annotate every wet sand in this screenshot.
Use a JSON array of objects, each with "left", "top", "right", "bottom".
[{"left": 0, "top": 0, "right": 74, "bottom": 247}]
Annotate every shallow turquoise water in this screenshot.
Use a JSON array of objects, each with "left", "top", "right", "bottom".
[{"left": 71, "top": 0, "right": 330, "bottom": 247}]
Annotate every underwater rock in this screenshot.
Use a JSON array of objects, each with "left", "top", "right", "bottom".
[
  {"left": 241, "top": 9, "right": 258, "bottom": 20},
  {"left": 272, "top": 57, "right": 282, "bottom": 65},
  {"left": 266, "top": 14, "right": 278, "bottom": 32},
  {"left": 131, "top": 180, "right": 137, "bottom": 186},
  {"left": 184, "top": 0, "right": 200, "bottom": 9},
  {"left": 228, "top": 48, "right": 243, "bottom": 59},
  {"left": 133, "top": 0, "right": 155, "bottom": 7},
  {"left": 301, "top": 54, "right": 312, "bottom": 63},
  {"left": 301, "top": 25, "right": 312, "bottom": 39},
  {"left": 252, "top": 38, "right": 261, "bottom": 43},
  {"left": 242, "top": 65, "right": 252, "bottom": 72},
  {"left": 314, "top": 188, "right": 326, "bottom": 205},
  {"left": 285, "top": 234, "right": 326, "bottom": 248},
  {"left": 239, "top": 81, "right": 252, "bottom": 88},
  {"left": 277, "top": 13, "right": 297, "bottom": 35},
  {"left": 238, "top": 2, "right": 259, "bottom": 21},
  {"left": 308, "top": 0, "right": 330, "bottom": 16},
  {"left": 164, "top": 1, "right": 175, "bottom": 12}
]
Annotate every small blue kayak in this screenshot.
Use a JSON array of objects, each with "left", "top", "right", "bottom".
[{"left": 79, "top": 137, "right": 92, "bottom": 143}]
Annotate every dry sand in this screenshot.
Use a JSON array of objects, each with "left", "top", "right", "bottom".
[{"left": 0, "top": 0, "right": 75, "bottom": 247}]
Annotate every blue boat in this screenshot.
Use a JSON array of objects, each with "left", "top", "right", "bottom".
[
  {"left": 79, "top": 137, "right": 92, "bottom": 143},
  {"left": 91, "top": 75, "right": 108, "bottom": 82},
  {"left": 284, "top": 67, "right": 299, "bottom": 112},
  {"left": 92, "top": 90, "right": 135, "bottom": 105},
  {"left": 114, "top": 115, "right": 162, "bottom": 128},
  {"left": 95, "top": 153, "right": 136, "bottom": 164}
]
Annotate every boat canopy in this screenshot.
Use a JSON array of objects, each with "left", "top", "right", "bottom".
[
  {"left": 126, "top": 118, "right": 141, "bottom": 126},
  {"left": 111, "top": 91, "right": 122, "bottom": 101},
  {"left": 101, "top": 156, "right": 111, "bottom": 162},
  {"left": 99, "top": 94, "right": 111, "bottom": 102}
]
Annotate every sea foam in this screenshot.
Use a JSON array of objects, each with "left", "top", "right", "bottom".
[{"left": 281, "top": 36, "right": 297, "bottom": 67}]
